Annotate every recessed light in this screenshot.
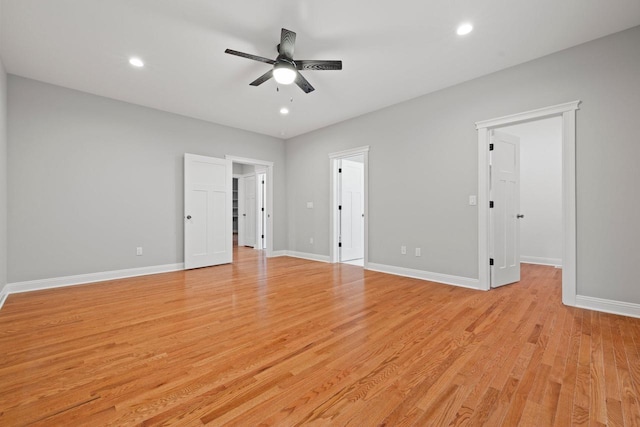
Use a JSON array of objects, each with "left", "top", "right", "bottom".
[
  {"left": 456, "top": 23, "right": 473, "bottom": 36},
  {"left": 129, "top": 57, "right": 144, "bottom": 68},
  {"left": 280, "top": 107, "right": 289, "bottom": 115}
]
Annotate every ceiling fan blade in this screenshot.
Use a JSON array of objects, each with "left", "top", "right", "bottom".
[
  {"left": 249, "top": 70, "right": 273, "bottom": 86},
  {"left": 296, "top": 60, "right": 343, "bottom": 71},
  {"left": 224, "top": 49, "right": 275, "bottom": 65},
  {"left": 295, "top": 72, "right": 315, "bottom": 94},
  {"left": 279, "top": 28, "right": 296, "bottom": 59}
]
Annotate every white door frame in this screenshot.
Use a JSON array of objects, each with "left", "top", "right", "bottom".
[
  {"left": 329, "top": 146, "right": 370, "bottom": 265},
  {"left": 476, "top": 101, "right": 580, "bottom": 306},
  {"left": 256, "top": 171, "right": 267, "bottom": 250},
  {"left": 225, "top": 155, "right": 274, "bottom": 257},
  {"left": 236, "top": 174, "right": 245, "bottom": 246}
]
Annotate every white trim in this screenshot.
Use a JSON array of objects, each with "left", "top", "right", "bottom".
[
  {"left": 367, "top": 263, "right": 481, "bottom": 290},
  {"left": 576, "top": 295, "right": 640, "bottom": 319},
  {"left": 1, "top": 263, "right": 184, "bottom": 306},
  {"left": 225, "top": 155, "right": 274, "bottom": 168},
  {"left": 268, "top": 250, "right": 288, "bottom": 258},
  {"left": 475, "top": 101, "right": 581, "bottom": 130},
  {"left": 225, "top": 155, "right": 274, "bottom": 258},
  {"left": 328, "top": 145, "right": 370, "bottom": 159},
  {"left": 0, "top": 287, "right": 8, "bottom": 310},
  {"left": 520, "top": 256, "right": 562, "bottom": 267},
  {"left": 328, "top": 146, "right": 370, "bottom": 265},
  {"left": 476, "top": 101, "right": 580, "bottom": 307},
  {"left": 284, "top": 251, "right": 331, "bottom": 263}
]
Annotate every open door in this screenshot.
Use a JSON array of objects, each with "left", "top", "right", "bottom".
[
  {"left": 490, "top": 131, "right": 522, "bottom": 287},
  {"left": 340, "top": 158, "right": 365, "bottom": 262},
  {"left": 184, "top": 154, "right": 232, "bottom": 269},
  {"left": 244, "top": 174, "right": 256, "bottom": 247},
  {"left": 257, "top": 172, "right": 267, "bottom": 250}
]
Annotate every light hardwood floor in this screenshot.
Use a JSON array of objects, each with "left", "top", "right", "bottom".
[{"left": 1, "top": 247, "right": 639, "bottom": 426}]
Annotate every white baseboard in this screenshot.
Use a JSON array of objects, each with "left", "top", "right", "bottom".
[
  {"left": 521, "top": 256, "right": 562, "bottom": 267},
  {"left": 575, "top": 295, "right": 640, "bottom": 319},
  {"left": 366, "top": 262, "right": 481, "bottom": 290},
  {"left": 2, "top": 263, "right": 185, "bottom": 307},
  {"left": 0, "top": 286, "right": 8, "bottom": 310},
  {"left": 283, "top": 251, "right": 331, "bottom": 263},
  {"left": 268, "top": 250, "right": 288, "bottom": 258}
]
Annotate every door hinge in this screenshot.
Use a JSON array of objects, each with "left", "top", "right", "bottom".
[
  {"left": 262, "top": 180, "right": 264, "bottom": 184},
  {"left": 489, "top": 143, "right": 494, "bottom": 151},
  {"left": 489, "top": 258, "right": 494, "bottom": 266},
  {"left": 338, "top": 205, "right": 342, "bottom": 210},
  {"left": 261, "top": 207, "right": 264, "bottom": 211},
  {"left": 338, "top": 168, "right": 342, "bottom": 173},
  {"left": 338, "top": 242, "right": 342, "bottom": 248},
  {"left": 489, "top": 201, "right": 494, "bottom": 208},
  {"left": 261, "top": 235, "right": 264, "bottom": 239}
]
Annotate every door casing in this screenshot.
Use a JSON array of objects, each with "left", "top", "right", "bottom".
[
  {"left": 225, "top": 155, "right": 275, "bottom": 257},
  {"left": 476, "top": 101, "right": 580, "bottom": 306},
  {"left": 329, "top": 146, "right": 370, "bottom": 265}
]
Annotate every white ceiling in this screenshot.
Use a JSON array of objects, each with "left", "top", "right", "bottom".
[{"left": 1, "top": 1, "right": 639, "bottom": 139}]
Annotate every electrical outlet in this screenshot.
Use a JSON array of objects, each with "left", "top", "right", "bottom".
[
  {"left": 136, "top": 247, "right": 143, "bottom": 256},
  {"left": 310, "top": 237, "right": 314, "bottom": 244},
  {"left": 415, "top": 248, "right": 421, "bottom": 257},
  {"left": 401, "top": 246, "right": 407, "bottom": 255}
]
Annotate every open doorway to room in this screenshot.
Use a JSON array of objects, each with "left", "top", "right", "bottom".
[
  {"left": 227, "top": 156, "right": 274, "bottom": 257},
  {"left": 488, "top": 117, "right": 563, "bottom": 288},
  {"left": 329, "top": 146, "right": 370, "bottom": 267},
  {"left": 476, "top": 101, "right": 580, "bottom": 306}
]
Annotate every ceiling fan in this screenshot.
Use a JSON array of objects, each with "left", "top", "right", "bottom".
[{"left": 224, "top": 28, "right": 342, "bottom": 94}]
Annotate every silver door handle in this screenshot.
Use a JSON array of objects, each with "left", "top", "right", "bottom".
[{"left": 517, "top": 214, "right": 524, "bottom": 219}]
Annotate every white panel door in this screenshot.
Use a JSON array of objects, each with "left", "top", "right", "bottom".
[
  {"left": 257, "top": 173, "right": 266, "bottom": 250},
  {"left": 184, "top": 154, "right": 232, "bottom": 269},
  {"left": 244, "top": 174, "right": 256, "bottom": 247},
  {"left": 490, "top": 131, "right": 521, "bottom": 287},
  {"left": 340, "top": 159, "right": 364, "bottom": 261}
]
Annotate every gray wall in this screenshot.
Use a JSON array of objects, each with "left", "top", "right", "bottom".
[
  {"left": 502, "top": 118, "right": 563, "bottom": 266},
  {"left": 286, "top": 26, "right": 640, "bottom": 304},
  {"left": 8, "top": 76, "right": 286, "bottom": 282},
  {"left": 0, "top": 53, "right": 7, "bottom": 293}
]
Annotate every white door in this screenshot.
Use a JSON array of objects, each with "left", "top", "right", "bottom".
[
  {"left": 237, "top": 176, "right": 245, "bottom": 246},
  {"left": 340, "top": 159, "right": 365, "bottom": 261},
  {"left": 490, "top": 130, "right": 521, "bottom": 287},
  {"left": 257, "top": 173, "right": 266, "bottom": 250},
  {"left": 184, "top": 154, "right": 232, "bottom": 269},
  {"left": 244, "top": 174, "right": 256, "bottom": 247}
]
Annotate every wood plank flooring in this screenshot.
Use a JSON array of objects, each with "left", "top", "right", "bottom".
[{"left": 1, "top": 247, "right": 639, "bottom": 426}]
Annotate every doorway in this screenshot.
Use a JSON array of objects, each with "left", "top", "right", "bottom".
[
  {"left": 476, "top": 101, "right": 580, "bottom": 306},
  {"left": 329, "top": 146, "right": 370, "bottom": 266},
  {"left": 226, "top": 155, "right": 274, "bottom": 257},
  {"left": 488, "top": 117, "right": 563, "bottom": 288}
]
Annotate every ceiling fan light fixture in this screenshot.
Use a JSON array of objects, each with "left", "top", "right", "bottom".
[{"left": 273, "top": 63, "right": 297, "bottom": 85}]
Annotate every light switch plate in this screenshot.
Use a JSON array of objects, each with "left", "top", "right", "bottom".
[
  {"left": 306, "top": 202, "right": 313, "bottom": 209},
  {"left": 469, "top": 195, "right": 477, "bottom": 206}
]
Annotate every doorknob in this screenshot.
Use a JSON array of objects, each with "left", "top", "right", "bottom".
[
  {"left": 517, "top": 214, "right": 524, "bottom": 219},
  {"left": 186, "top": 215, "right": 192, "bottom": 220}
]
